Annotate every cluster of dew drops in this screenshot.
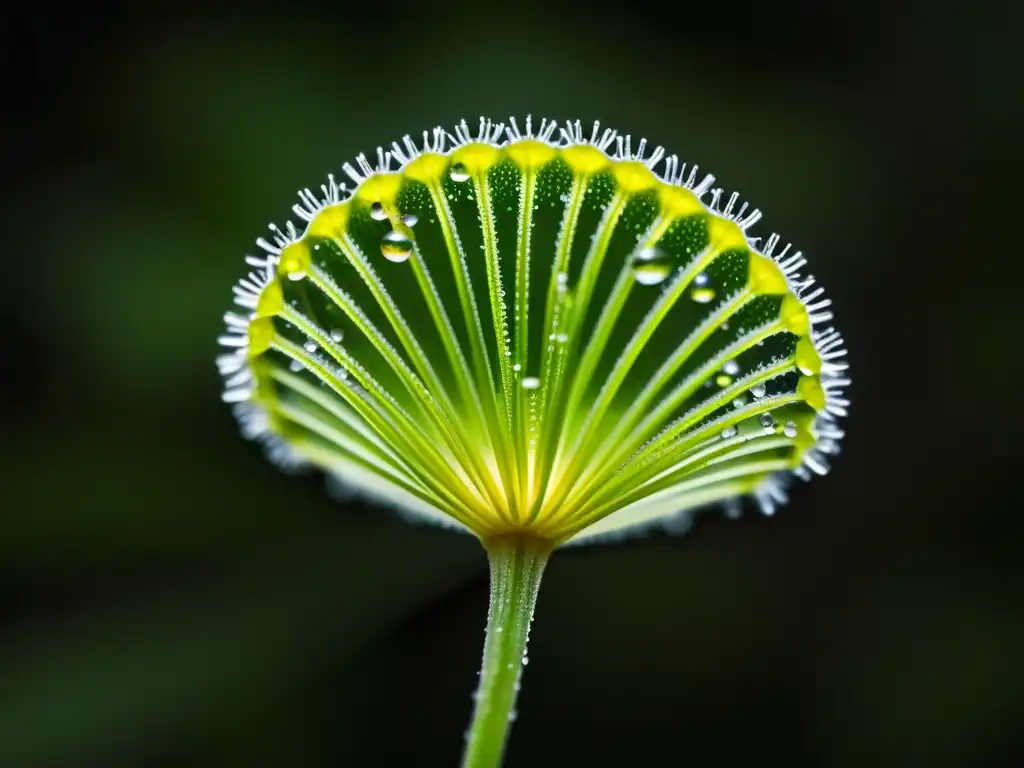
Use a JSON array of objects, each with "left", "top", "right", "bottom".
[
  {"left": 630, "top": 246, "right": 714, "bottom": 303},
  {"left": 628, "top": 245, "right": 800, "bottom": 445},
  {"left": 717, "top": 381, "right": 798, "bottom": 443},
  {"left": 366, "top": 161, "right": 563, "bottom": 395},
  {"left": 371, "top": 200, "right": 418, "bottom": 263},
  {"left": 369, "top": 162, "right": 471, "bottom": 263},
  {"left": 360, "top": 160, "right": 800, "bottom": 436},
  {"left": 289, "top": 327, "right": 348, "bottom": 375}
]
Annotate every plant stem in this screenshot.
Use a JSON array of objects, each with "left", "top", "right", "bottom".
[{"left": 461, "top": 534, "right": 552, "bottom": 768}]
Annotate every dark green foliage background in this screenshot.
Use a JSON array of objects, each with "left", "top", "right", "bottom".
[{"left": 1, "top": 0, "right": 1019, "bottom": 765}]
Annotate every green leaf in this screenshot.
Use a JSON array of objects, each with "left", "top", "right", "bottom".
[{"left": 217, "top": 117, "right": 849, "bottom": 545}]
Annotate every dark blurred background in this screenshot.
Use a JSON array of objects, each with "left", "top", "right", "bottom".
[{"left": 1, "top": 0, "right": 1020, "bottom": 765}]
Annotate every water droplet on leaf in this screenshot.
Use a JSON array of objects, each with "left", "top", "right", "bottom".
[
  {"left": 521, "top": 376, "right": 540, "bottom": 390},
  {"left": 450, "top": 162, "right": 470, "bottom": 182},
  {"left": 380, "top": 231, "right": 413, "bottom": 263},
  {"left": 631, "top": 247, "right": 672, "bottom": 285},
  {"left": 370, "top": 202, "right": 388, "bottom": 221}
]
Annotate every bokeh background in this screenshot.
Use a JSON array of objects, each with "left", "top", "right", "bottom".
[{"left": 2, "top": 0, "right": 1020, "bottom": 765}]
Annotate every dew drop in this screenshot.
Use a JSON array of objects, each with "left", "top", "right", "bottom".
[
  {"left": 512, "top": 363, "right": 522, "bottom": 372},
  {"left": 401, "top": 213, "right": 418, "bottom": 227},
  {"left": 694, "top": 271, "right": 709, "bottom": 286},
  {"left": 732, "top": 396, "right": 747, "bottom": 409},
  {"left": 784, "top": 421, "right": 798, "bottom": 438},
  {"left": 450, "top": 162, "right": 470, "bottom": 182},
  {"left": 369, "top": 201, "right": 388, "bottom": 221},
  {"left": 380, "top": 231, "right": 413, "bottom": 263},
  {"left": 715, "top": 374, "right": 732, "bottom": 387},
  {"left": 289, "top": 360, "right": 302, "bottom": 372},
  {"left": 691, "top": 287, "right": 716, "bottom": 304},
  {"left": 556, "top": 333, "right": 568, "bottom": 343},
  {"left": 303, "top": 340, "right": 317, "bottom": 353},
  {"left": 721, "top": 425, "right": 738, "bottom": 439},
  {"left": 751, "top": 383, "right": 767, "bottom": 398},
  {"left": 330, "top": 329, "right": 344, "bottom": 342},
  {"left": 521, "top": 376, "right": 541, "bottom": 390},
  {"left": 723, "top": 360, "right": 740, "bottom": 376},
  {"left": 631, "top": 247, "right": 672, "bottom": 285},
  {"left": 760, "top": 413, "right": 775, "bottom": 433}
]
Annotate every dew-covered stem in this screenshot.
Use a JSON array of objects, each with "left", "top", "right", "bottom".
[{"left": 462, "top": 535, "right": 551, "bottom": 768}]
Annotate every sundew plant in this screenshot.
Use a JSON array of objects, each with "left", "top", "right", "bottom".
[{"left": 217, "top": 116, "right": 849, "bottom": 766}]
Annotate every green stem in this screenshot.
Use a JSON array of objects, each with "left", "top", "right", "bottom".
[{"left": 461, "top": 535, "right": 552, "bottom": 768}]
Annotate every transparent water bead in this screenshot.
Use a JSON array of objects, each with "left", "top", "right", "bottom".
[
  {"left": 369, "top": 201, "right": 388, "bottom": 221},
  {"left": 783, "top": 421, "right": 798, "bottom": 438},
  {"left": 380, "top": 231, "right": 413, "bottom": 263},
  {"left": 631, "top": 247, "right": 672, "bottom": 286},
  {"left": 751, "top": 383, "right": 767, "bottom": 398},
  {"left": 691, "top": 287, "right": 715, "bottom": 304},
  {"left": 329, "top": 329, "right": 344, "bottom": 342},
  {"left": 521, "top": 376, "right": 541, "bottom": 390},
  {"left": 449, "top": 162, "right": 470, "bottom": 182}
]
